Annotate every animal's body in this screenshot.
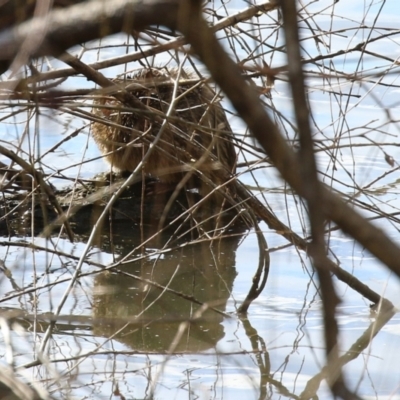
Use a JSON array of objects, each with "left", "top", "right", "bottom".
[{"left": 91, "top": 68, "right": 236, "bottom": 201}]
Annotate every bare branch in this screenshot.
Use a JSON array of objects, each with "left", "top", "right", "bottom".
[
  {"left": 177, "top": 0, "right": 400, "bottom": 281},
  {"left": 280, "top": 1, "right": 356, "bottom": 397},
  {"left": 0, "top": 0, "right": 180, "bottom": 65}
]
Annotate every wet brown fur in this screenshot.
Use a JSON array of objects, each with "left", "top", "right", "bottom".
[{"left": 91, "top": 68, "right": 236, "bottom": 201}]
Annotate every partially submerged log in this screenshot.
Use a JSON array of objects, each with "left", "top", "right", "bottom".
[{"left": 0, "top": 172, "right": 247, "bottom": 239}]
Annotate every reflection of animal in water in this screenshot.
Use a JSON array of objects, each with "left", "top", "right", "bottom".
[
  {"left": 92, "top": 236, "right": 239, "bottom": 352},
  {"left": 91, "top": 68, "right": 236, "bottom": 201}
]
